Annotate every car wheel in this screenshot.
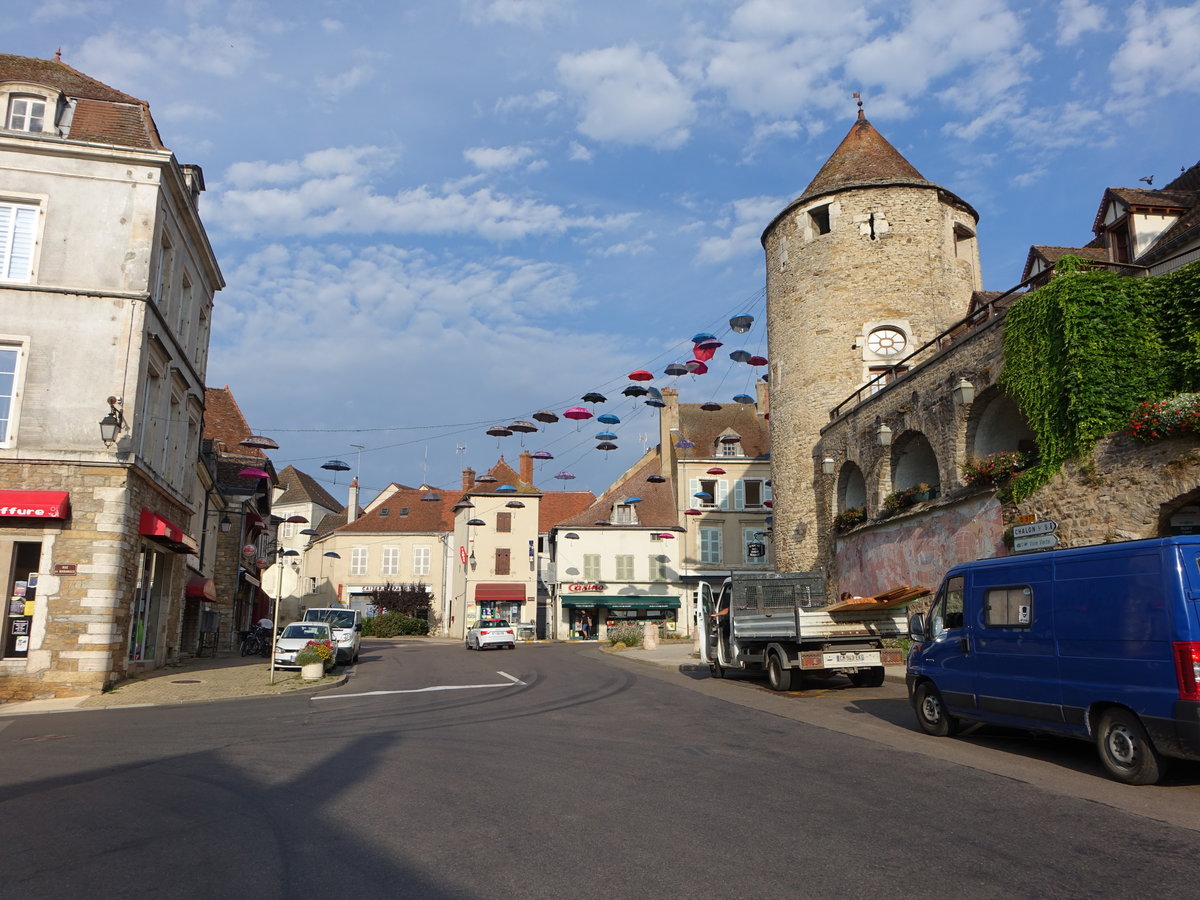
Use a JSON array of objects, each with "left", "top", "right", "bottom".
[
  {"left": 766, "top": 653, "right": 796, "bottom": 692},
  {"left": 913, "top": 682, "right": 958, "bottom": 737},
  {"left": 1097, "top": 708, "right": 1167, "bottom": 785}
]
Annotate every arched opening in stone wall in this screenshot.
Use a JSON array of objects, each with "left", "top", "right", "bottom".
[
  {"left": 1159, "top": 489, "right": 1200, "bottom": 537},
  {"left": 837, "top": 462, "right": 867, "bottom": 512},
  {"left": 969, "top": 388, "right": 1037, "bottom": 460},
  {"left": 892, "top": 431, "right": 940, "bottom": 493}
]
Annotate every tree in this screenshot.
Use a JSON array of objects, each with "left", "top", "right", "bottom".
[{"left": 371, "top": 582, "right": 433, "bottom": 620}]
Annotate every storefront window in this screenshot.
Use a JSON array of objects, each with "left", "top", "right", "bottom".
[
  {"left": 4, "top": 541, "right": 41, "bottom": 658},
  {"left": 128, "top": 549, "right": 166, "bottom": 661}
]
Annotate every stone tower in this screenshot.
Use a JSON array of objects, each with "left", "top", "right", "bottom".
[{"left": 762, "top": 108, "right": 982, "bottom": 571}]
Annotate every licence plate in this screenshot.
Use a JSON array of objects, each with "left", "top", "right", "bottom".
[{"left": 823, "top": 651, "right": 880, "bottom": 666}]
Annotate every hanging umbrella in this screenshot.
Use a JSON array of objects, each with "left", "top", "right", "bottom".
[
  {"left": 700, "top": 401, "right": 722, "bottom": 411},
  {"left": 764, "top": 500, "right": 773, "bottom": 507},
  {"left": 563, "top": 407, "right": 593, "bottom": 421},
  {"left": 496, "top": 484, "right": 517, "bottom": 492},
  {"left": 706, "top": 467, "right": 726, "bottom": 475},
  {"left": 657, "top": 532, "right": 676, "bottom": 539},
  {"left": 554, "top": 471, "right": 576, "bottom": 481},
  {"left": 733, "top": 394, "right": 755, "bottom": 404},
  {"left": 452, "top": 500, "right": 474, "bottom": 511},
  {"left": 628, "top": 370, "right": 653, "bottom": 381},
  {"left": 748, "top": 355, "right": 768, "bottom": 366},
  {"left": 646, "top": 474, "right": 666, "bottom": 483},
  {"left": 684, "top": 508, "right": 702, "bottom": 516},
  {"left": 625, "top": 496, "right": 643, "bottom": 504},
  {"left": 508, "top": 421, "right": 538, "bottom": 433},
  {"left": 720, "top": 434, "right": 741, "bottom": 444},
  {"left": 475, "top": 474, "right": 498, "bottom": 483},
  {"left": 486, "top": 425, "right": 513, "bottom": 437},
  {"left": 693, "top": 491, "right": 713, "bottom": 500},
  {"left": 505, "top": 500, "right": 525, "bottom": 508},
  {"left": 685, "top": 360, "right": 709, "bottom": 375},
  {"left": 644, "top": 386, "right": 665, "bottom": 408},
  {"left": 729, "top": 314, "right": 754, "bottom": 333},
  {"left": 622, "top": 385, "right": 649, "bottom": 397},
  {"left": 532, "top": 410, "right": 559, "bottom": 424},
  {"left": 420, "top": 492, "right": 441, "bottom": 502},
  {"left": 596, "top": 442, "right": 618, "bottom": 451},
  {"left": 562, "top": 532, "right": 580, "bottom": 540},
  {"left": 581, "top": 392, "right": 607, "bottom": 404},
  {"left": 597, "top": 413, "right": 620, "bottom": 425},
  {"left": 595, "top": 431, "right": 619, "bottom": 441},
  {"left": 694, "top": 338, "right": 723, "bottom": 361},
  {"left": 664, "top": 363, "right": 688, "bottom": 376},
  {"left": 532, "top": 450, "right": 554, "bottom": 460},
  {"left": 237, "top": 467, "right": 270, "bottom": 479},
  {"left": 691, "top": 332, "right": 716, "bottom": 343},
  {"left": 675, "top": 438, "right": 695, "bottom": 449},
  {"left": 321, "top": 459, "right": 351, "bottom": 472},
  {"left": 729, "top": 350, "right": 752, "bottom": 363},
  {"left": 466, "top": 518, "right": 486, "bottom": 526}
]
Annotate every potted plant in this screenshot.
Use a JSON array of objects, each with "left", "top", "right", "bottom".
[
  {"left": 907, "top": 482, "right": 933, "bottom": 502},
  {"left": 961, "top": 450, "right": 1029, "bottom": 487},
  {"left": 833, "top": 507, "right": 866, "bottom": 532},
  {"left": 295, "top": 640, "right": 334, "bottom": 680},
  {"left": 881, "top": 491, "right": 905, "bottom": 516}
]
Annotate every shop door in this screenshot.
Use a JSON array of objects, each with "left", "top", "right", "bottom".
[{"left": 4, "top": 542, "right": 41, "bottom": 659}]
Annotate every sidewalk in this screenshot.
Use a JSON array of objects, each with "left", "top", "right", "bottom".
[{"left": 0, "top": 652, "right": 348, "bottom": 716}]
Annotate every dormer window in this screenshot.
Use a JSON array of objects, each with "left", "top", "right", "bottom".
[
  {"left": 614, "top": 504, "right": 638, "bottom": 525},
  {"left": 7, "top": 95, "right": 46, "bottom": 133}
]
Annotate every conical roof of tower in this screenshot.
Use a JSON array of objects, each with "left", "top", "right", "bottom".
[{"left": 797, "top": 110, "right": 934, "bottom": 204}]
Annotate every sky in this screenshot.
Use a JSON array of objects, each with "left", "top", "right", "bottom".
[{"left": 7, "top": 0, "right": 1199, "bottom": 505}]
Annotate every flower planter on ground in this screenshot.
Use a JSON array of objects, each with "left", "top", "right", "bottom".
[{"left": 301, "top": 662, "right": 324, "bottom": 680}]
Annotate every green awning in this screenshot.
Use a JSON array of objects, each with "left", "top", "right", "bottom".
[{"left": 561, "top": 595, "right": 680, "bottom": 609}]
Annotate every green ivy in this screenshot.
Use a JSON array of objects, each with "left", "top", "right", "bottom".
[{"left": 999, "top": 256, "right": 1195, "bottom": 501}]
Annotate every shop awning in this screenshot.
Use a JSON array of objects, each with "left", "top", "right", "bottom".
[
  {"left": 474, "top": 583, "right": 528, "bottom": 603},
  {"left": 561, "top": 595, "right": 680, "bottom": 609},
  {"left": 0, "top": 490, "right": 70, "bottom": 519},
  {"left": 139, "top": 509, "right": 199, "bottom": 554},
  {"left": 186, "top": 576, "right": 217, "bottom": 601}
]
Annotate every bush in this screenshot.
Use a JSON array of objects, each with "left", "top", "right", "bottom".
[
  {"left": 295, "top": 640, "right": 334, "bottom": 666},
  {"left": 605, "top": 621, "right": 643, "bottom": 648},
  {"left": 1129, "top": 392, "right": 1200, "bottom": 442},
  {"left": 961, "top": 450, "right": 1029, "bottom": 487},
  {"left": 832, "top": 507, "right": 866, "bottom": 532},
  {"left": 362, "top": 612, "right": 430, "bottom": 637}
]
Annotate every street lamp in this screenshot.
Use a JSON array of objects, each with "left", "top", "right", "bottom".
[{"left": 268, "top": 514, "right": 308, "bottom": 684}]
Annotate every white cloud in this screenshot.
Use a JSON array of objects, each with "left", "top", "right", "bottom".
[
  {"left": 158, "top": 101, "right": 220, "bottom": 123},
  {"left": 1056, "top": 0, "right": 1107, "bottom": 45},
  {"left": 464, "top": 145, "right": 538, "bottom": 171},
  {"left": 695, "top": 195, "right": 785, "bottom": 264},
  {"left": 494, "top": 90, "right": 559, "bottom": 115},
  {"left": 75, "top": 24, "right": 258, "bottom": 85},
  {"left": 32, "top": 0, "right": 111, "bottom": 22},
  {"left": 320, "top": 19, "right": 345, "bottom": 33},
  {"left": 461, "top": 0, "right": 566, "bottom": 28},
  {"left": 567, "top": 141, "right": 593, "bottom": 162},
  {"left": 1109, "top": 2, "right": 1200, "bottom": 101},
  {"left": 558, "top": 45, "right": 696, "bottom": 149},
  {"left": 317, "top": 64, "right": 372, "bottom": 101}
]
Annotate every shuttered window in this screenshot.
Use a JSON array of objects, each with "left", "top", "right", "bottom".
[
  {"left": 495, "top": 547, "right": 510, "bottom": 575},
  {"left": 0, "top": 202, "right": 38, "bottom": 282}
]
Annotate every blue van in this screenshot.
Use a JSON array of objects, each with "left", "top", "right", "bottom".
[{"left": 906, "top": 535, "right": 1200, "bottom": 785}]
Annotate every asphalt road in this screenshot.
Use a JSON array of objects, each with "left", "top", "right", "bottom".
[{"left": 2, "top": 640, "right": 1199, "bottom": 899}]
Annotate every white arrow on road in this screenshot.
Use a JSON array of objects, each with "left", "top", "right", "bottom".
[{"left": 312, "top": 671, "right": 525, "bottom": 701}]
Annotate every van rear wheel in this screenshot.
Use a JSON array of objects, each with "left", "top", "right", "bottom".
[
  {"left": 1097, "top": 709, "right": 1167, "bottom": 785},
  {"left": 914, "top": 682, "right": 958, "bottom": 736},
  {"left": 766, "top": 654, "right": 796, "bottom": 692}
]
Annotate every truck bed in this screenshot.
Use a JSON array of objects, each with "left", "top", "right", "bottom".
[{"left": 731, "top": 607, "right": 908, "bottom": 643}]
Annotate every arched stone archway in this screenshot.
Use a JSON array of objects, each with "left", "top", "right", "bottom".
[
  {"left": 970, "top": 389, "right": 1037, "bottom": 459},
  {"left": 892, "top": 431, "right": 940, "bottom": 492},
  {"left": 837, "top": 462, "right": 867, "bottom": 512}
]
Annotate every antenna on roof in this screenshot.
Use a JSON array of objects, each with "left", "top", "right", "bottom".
[
  {"left": 54, "top": 47, "right": 62, "bottom": 62},
  {"left": 853, "top": 91, "right": 864, "bottom": 119}
]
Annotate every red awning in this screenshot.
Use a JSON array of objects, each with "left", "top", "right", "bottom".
[
  {"left": 186, "top": 576, "right": 216, "bottom": 601},
  {"left": 474, "top": 583, "right": 527, "bottom": 603},
  {"left": 0, "top": 490, "right": 70, "bottom": 519},
  {"left": 139, "top": 509, "right": 199, "bottom": 554}
]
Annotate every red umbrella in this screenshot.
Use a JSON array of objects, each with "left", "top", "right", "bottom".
[
  {"left": 684, "top": 508, "right": 702, "bottom": 516},
  {"left": 628, "top": 370, "right": 654, "bottom": 381},
  {"left": 707, "top": 467, "right": 726, "bottom": 475},
  {"left": 563, "top": 407, "right": 593, "bottom": 422},
  {"left": 685, "top": 360, "right": 708, "bottom": 375},
  {"left": 693, "top": 338, "right": 723, "bottom": 361},
  {"left": 748, "top": 355, "right": 768, "bottom": 366},
  {"left": 237, "top": 467, "right": 270, "bottom": 479},
  {"left": 657, "top": 532, "right": 676, "bottom": 539}
]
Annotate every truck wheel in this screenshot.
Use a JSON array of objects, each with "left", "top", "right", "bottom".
[
  {"left": 913, "top": 682, "right": 958, "bottom": 736},
  {"left": 709, "top": 662, "right": 725, "bottom": 679},
  {"left": 1097, "top": 709, "right": 1167, "bottom": 785},
  {"left": 766, "top": 654, "right": 796, "bottom": 692},
  {"left": 849, "top": 666, "right": 886, "bottom": 688}
]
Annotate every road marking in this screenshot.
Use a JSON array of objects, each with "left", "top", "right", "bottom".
[{"left": 313, "top": 672, "right": 524, "bottom": 701}]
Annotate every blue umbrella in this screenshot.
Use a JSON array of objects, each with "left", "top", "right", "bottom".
[
  {"left": 597, "top": 413, "right": 621, "bottom": 425},
  {"left": 625, "top": 496, "right": 643, "bottom": 504},
  {"left": 595, "top": 431, "right": 618, "bottom": 441},
  {"left": 693, "top": 491, "right": 713, "bottom": 500}
]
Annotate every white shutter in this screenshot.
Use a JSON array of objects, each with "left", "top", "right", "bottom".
[
  {"left": 718, "top": 480, "right": 730, "bottom": 510},
  {"left": 688, "top": 478, "right": 700, "bottom": 508},
  {"left": 0, "top": 203, "right": 37, "bottom": 282},
  {"left": 734, "top": 479, "right": 745, "bottom": 510},
  {"left": 764, "top": 480, "right": 773, "bottom": 502}
]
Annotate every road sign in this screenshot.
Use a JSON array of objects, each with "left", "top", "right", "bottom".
[
  {"left": 1012, "top": 520, "right": 1057, "bottom": 539},
  {"left": 1013, "top": 534, "right": 1059, "bottom": 553}
]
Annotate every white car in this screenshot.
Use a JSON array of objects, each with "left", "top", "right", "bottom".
[
  {"left": 273, "top": 621, "right": 336, "bottom": 670},
  {"left": 466, "top": 619, "right": 516, "bottom": 650}
]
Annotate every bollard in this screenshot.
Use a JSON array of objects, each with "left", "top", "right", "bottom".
[{"left": 642, "top": 622, "right": 659, "bottom": 650}]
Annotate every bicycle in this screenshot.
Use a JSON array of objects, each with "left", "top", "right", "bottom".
[{"left": 239, "top": 626, "right": 271, "bottom": 657}]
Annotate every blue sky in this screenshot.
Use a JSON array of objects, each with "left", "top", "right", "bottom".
[{"left": 7, "top": 0, "right": 1198, "bottom": 504}]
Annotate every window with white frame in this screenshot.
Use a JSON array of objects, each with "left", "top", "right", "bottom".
[
  {"left": 583, "top": 554, "right": 601, "bottom": 581},
  {"left": 718, "top": 441, "right": 743, "bottom": 457},
  {"left": 700, "top": 527, "right": 722, "bottom": 564},
  {"left": 381, "top": 546, "right": 400, "bottom": 575},
  {"left": 699, "top": 478, "right": 718, "bottom": 508},
  {"left": 648, "top": 554, "right": 670, "bottom": 581},
  {"left": 6, "top": 95, "right": 46, "bottom": 132},
  {"left": 738, "top": 479, "right": 766, "bottom": 509},
  {"left": 350, "top": 546, "right": 368, "bottom": 576},
  {"left": 413, "top": 545, "right": 431, "bottom": 576},
  {"left": 0, "top": 201, "right": 39, "bottom": 283},
  {"left": 280, "top": 518, "right": 296, "bottom": 539},
  {"left": 613, "top": 504, "right": 637, "bottom": 524},
  {"left": 0, "top": 342, "right": 24, "bottom": 447},
  {"left": 615, "top": 555, "right": 634, "bottom": 581},
  {"left": 155, "top": 231, "right": 174, "bottom": 307},
  {"left": 743, "top": 528, "right": 768, "bottom": 565}
]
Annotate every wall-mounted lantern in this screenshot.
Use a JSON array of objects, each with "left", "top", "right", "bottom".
[
  {"left": 953, "top": 378, "right": 976, "bottom": 405},
  {"left": 876, "top": 423, "right": 892, "bottom": 447}
]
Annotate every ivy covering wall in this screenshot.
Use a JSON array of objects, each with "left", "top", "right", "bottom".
[{"left": 999, "top": 256, "right": 1200, "bottom": 501}]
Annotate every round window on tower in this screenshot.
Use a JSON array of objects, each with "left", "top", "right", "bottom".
[{"left": 867, "top": 327, "right": 907, "bottom": 357}]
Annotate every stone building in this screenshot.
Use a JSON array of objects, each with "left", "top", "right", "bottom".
[
  {"left": 0, "top": 54, "right": 222, "bottom": 700},
  {"left": 762, "top": 107, "right": 981, "bottom": 572}
]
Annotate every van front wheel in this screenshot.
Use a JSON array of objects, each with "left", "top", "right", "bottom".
[
  {"left": 914, "top": 682, "right": 958, "bottom": 737},
  {"left": 1097, "top": 709, "right": 1167, "bottom": 785}
]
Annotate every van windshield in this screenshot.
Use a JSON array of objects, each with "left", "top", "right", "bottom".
[{"left": 306, "top": 610, "right": 356, "bottom": 628}]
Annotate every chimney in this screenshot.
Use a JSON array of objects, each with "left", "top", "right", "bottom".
[
  {"left": 462, "top": 467, "right": 475, "bottom": 491},
  {"left": 755, "top": 378, "right": 769, "bottom": 416},
  {"left": 519, "top": 451, "right": 533, "bottom": 485},
  {"left": 347, "top": 478, "right": 359, "bottom": 523}
]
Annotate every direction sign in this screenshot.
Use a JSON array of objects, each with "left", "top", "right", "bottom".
[
  {"left": 1012, "top": 520, "right": 1057, "bottom": 539},
  {"left": 1013, "top": 534, "right": 1059, "bottom": 553}
]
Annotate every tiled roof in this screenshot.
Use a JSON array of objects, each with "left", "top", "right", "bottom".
[
  {"left": 559, "top": 451, "right": 679, "bottom": 530},
  {"left": 1166, "top": 161, "right": 1200, "bottom": 193},
  {"left": 0, "top": 53, "right": 164, "bottom": 150},
  {"left": 203, "top": 386, "right": 267, "bottom": 460},
  {"left": 538, "top": 490, "right": 597, "bottom": 532},
  {"left": 797, "top": 112, "right": 934, "bottom": 204},
  {"left": 467, "top": 457, "right": 541, "bottom": 496},
  {"left": 334, "top": 487, "right": 462, "bottom": 534},
  {"left": 675, "top": 402, "right": 770, "bottom": 460},
  {"left": 276, "top": 465, "right": 342, "bottom": 512},
  {"left": 1021, "top": 245, "right": 1109, "bottom": 282}
]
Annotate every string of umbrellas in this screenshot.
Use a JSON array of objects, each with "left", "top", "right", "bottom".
[{"left": 472, "top": 313, "right": 765, "bottom": 481}]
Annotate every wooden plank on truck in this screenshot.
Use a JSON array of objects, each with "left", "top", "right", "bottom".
[{"left": 825, "top": 584, "right": 931, "bottom": 612}]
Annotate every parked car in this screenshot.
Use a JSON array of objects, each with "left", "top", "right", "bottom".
[
  {"left": 303, "top": 607, "right": 362, "bottom": 663},
  {"left": 466, "top": 619, "right": 516, "bottom": 650},
  {"left": 273, "top": 621, "right": 336, "bottom": 670}
]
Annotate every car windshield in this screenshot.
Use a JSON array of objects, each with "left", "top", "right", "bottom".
[
  {"left": 478, "top": 620, "right": 509, "bottom": 628},
  {"left": 307, "top": 610, "right": 356, "bottom": 628},
  {"left": 281, "top": 624, "right": 329, "bottom": 640}
]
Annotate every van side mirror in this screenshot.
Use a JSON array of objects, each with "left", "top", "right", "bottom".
[
  {"left": 354, "top": 623, "right": 362, "bottom": 632},
  {"left": 908, "top": 612, "right": 927, "bottom": 642}
]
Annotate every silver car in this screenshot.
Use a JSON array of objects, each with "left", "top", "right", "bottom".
[
  {"left": 273, "top": 621, "right": 336, "bottom": 669},
  {"left": 466, "top": 619, "right": 516, "bottom": 650}
]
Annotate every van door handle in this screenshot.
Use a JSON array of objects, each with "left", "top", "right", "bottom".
[{"left": 959, "top": 637, "right": 969, "bottom": 655}]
